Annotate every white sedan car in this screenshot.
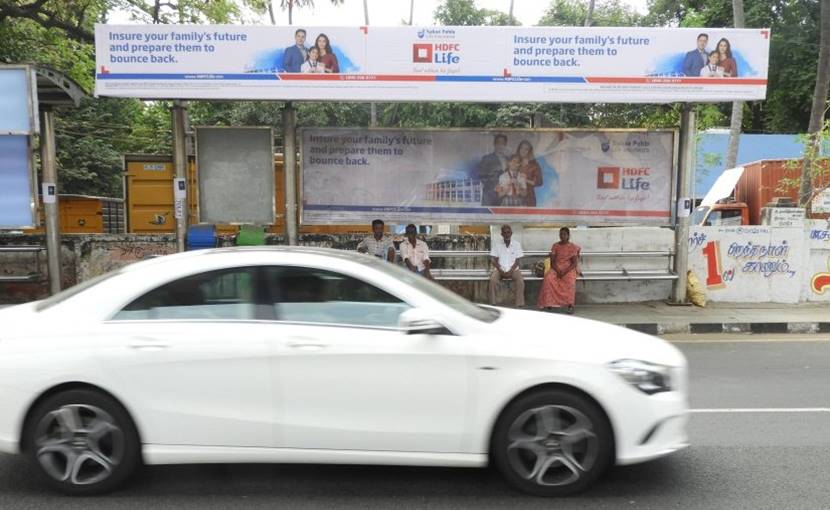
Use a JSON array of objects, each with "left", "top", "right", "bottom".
[{"left": 0, "top": 247, "right": 688, "bottom": 496}]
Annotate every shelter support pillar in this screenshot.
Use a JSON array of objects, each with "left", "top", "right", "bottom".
[
  {"left": 40, "top": 107, "right": 61, "bottom": 294},
  {"left": 671, "top": 104, "right": 696, "bottom": 304},
  {"left": 172, "top": 100, "right": 188, "bottom": 252},
  {"left": 283, "top": 102, "right": 298, "bottom": 245}
]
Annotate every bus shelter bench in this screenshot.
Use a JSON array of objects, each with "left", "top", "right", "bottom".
[{"left": 428, "top": 250, "right": 677, "bottom": 282}]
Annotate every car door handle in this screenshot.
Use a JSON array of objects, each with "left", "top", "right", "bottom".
[
  {"left": 128, "top": 337, "right": 169, "bottom": 351},
  {"left": 288, "top": 341, "right": 328, "bottom": 351}
]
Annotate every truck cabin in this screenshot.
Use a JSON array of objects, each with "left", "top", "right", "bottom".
[{"left": 692, "top": 200, "right": 749, "bottom": 226}]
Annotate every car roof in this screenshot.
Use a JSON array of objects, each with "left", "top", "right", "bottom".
[{"left": 121, "top": 246, "right": 365, "bottom": 273}]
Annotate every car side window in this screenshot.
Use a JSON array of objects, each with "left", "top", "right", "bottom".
[
  {"left": 112, "top": 267, "right": 258, "bottom": 321},
  {"left": 263, "top": 266, "right": 410, "bottom": 328}
]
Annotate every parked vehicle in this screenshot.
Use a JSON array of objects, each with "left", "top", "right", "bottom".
[{"left": 0, "top": 247, "right": 688, "bottom": 496}]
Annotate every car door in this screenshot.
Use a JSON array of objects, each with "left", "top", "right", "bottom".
[
  {"left": 262, "top": 265, "right": 470, "bottom": 453},
  {"left": 97, "top": 266, "right": 276, "bottom": 448}
]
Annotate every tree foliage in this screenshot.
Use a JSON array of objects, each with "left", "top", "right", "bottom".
[
  {"left": 1, "top": 0, "right": 828, "bottom": 198},
  {"left": 539, "top": 0, "right": 642, "bottom": 26},
  {"left": 433, "top": 0, "right": 514, "bottom": 26}
]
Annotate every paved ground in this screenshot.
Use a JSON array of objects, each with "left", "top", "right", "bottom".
[{"left": 2, "top": 333, "right": 830, "bottom": 509}]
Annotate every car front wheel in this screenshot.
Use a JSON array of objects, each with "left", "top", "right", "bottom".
[
  {"left": 492, "top": 389, "right": 613, "bottom": 496},
  {"left": 23, "top": 389, "right": 141, "bottom": 495}
]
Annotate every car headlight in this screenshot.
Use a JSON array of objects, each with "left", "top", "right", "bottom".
[{"left": 608, "top": 359, "right": 673, "bottom": 395}]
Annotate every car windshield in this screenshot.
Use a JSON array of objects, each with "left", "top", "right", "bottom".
[
  {"left": 35, "top": 269, "right": 123, "bottom": 312},
  {"left": 352, "top": 255, "right": 500, "bottom": 323}
]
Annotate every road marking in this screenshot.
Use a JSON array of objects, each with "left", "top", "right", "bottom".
[
  {"left": 691, "top": 408, "right": 830, "bottom": 413},
  {"left": 665, "top": 334, "right": 830, "bottom": 344}
]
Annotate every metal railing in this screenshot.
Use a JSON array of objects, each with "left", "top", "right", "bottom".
[
  {"left": 427, "top": 249, "right": 677, "bottom": 281},
  {"left": 0, "top": 245, "right": 44, "bottom": 282}
]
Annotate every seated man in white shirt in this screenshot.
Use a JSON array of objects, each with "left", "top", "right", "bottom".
[
  {"left": 489, "top": 224, "right": 525, "bottom": 307},
  {"left": 401, "top": 223, "right": 432, "bottom": 279},
  {"left": 356, "top": 218, "right": 395, "bottom": 262}
]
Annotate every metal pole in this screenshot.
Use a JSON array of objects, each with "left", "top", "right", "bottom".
[
  {"left": 40, "top": 108, "right": 61, "bottom": 294},
  {"left": 283, "top": 101, "right": 299, "bottom": 245},
  {"left": 172, "top": 100, "right": 188, "bottom": 252},
  {"left": 671, "top": 104, "right": 695, "bottom": 304}
]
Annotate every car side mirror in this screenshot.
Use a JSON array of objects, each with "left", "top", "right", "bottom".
[{"left": 398, "top": 308, "right": 452, "bottom": 336}]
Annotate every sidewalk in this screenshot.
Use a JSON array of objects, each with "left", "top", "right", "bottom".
[{"left": 568, "top": 301, "right": 830, "bottom": 335}]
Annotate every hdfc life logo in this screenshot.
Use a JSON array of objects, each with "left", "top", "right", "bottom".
[
  {"left": 597, "top": 167, "right": 651, "bottom": 191},
  {"left": 412, "top": 42, "right": 461, "bottom": 64}
]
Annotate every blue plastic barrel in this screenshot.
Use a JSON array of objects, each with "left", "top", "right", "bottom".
[{"left": 186, "top": 224, "right": 216, "bottom": 250}]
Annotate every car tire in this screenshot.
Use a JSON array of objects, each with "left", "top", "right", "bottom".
[
  {"left": 492, "top": 389, "right": 613, "bottom": 496},
  {"left": 22, "top": 389, "right": 141, "bottom": 495}
]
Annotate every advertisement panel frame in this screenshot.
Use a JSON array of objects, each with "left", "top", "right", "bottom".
[
  {"left": 194, "top": 125, "right": 276, "bottom": 225},
  {"left": 298, "top": 126, "right": 678, "bottom": 227}
]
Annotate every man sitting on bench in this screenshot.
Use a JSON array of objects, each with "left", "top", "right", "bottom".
[{"left": 489, "top": 224, "right": 525, "bottom": 308}]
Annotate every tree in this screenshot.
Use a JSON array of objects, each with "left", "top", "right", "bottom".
[
  {"left": 585, "top": 0, "right": 596, "bottom": 26},
  {"left": 539, "top": 0, "right": 641, "bottom": 27},
  {"left": 646, "top": 0, "right": 822, "bottom": 134},
  {"left": 799, "top": 0, "right": 830, "bottom": 207},
  {"left": 724, "top": 0, "right": 745, "bottom": 170},
  {"left": 434, "top": 0, "right": 513, "bottom": 26},
  {"left": 277, "top": 0, "right": 343, "bottom": 25},
  {"left": 0, "top": 0, "right": 270, "bottom": 198}
]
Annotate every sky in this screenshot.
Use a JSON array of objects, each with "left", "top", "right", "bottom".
[{"left": 112, "top": 0, "right": 650, "bottom": 26}]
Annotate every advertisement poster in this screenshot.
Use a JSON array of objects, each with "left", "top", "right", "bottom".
[
  {"left": 95, "top": 25, "right": 770, "bottom": 102},
  {"left": 301, "top": 128, "right": 674, "bottom": 225}
]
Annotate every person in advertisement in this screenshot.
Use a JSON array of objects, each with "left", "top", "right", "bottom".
[
  {"left": 716, "top": 37, "right": 738, "bottom": 77},
  {"left": 516, "top": 140, "right": 543, "bottom": 206},
  {"left": 301, "top": 46, "right": 325, "bottom": 73},
  {"left": 537, "top": 227, "right": 581, "bottom": 314},
  {"left": 314, "top": 33, "right": 340, "bottom": 73},
  {"left": 489, "top": 225, "right": 525, "bottom": 307},
  {"left": 682, "top": 33, "right": 709, "bottom": 77},
  {"left": 476, "top": 134, "right": 509, "bottom": 207},
  {"left": 496, "top": 155, "right": 529, "bottom": 207},
  {"left": 282, "top": 28, "right": 308, "bottom": 73},
  {"left": 357, "top": 219, "right": 396, "bottom": 262},
  {"left": 700, "top": 51, "right": 724, "bottom": 77},
  {"left": 401, "top": 224, "right": 432, "bottom": 279}
]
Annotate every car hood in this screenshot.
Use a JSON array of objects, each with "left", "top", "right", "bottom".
[{"left": 481, "top": 307, "right": 686, "bottom": 367}]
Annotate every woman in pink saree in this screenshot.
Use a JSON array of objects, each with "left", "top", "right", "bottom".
[{"left": 537, "top": 227, "right": 580, "bottom": 313}]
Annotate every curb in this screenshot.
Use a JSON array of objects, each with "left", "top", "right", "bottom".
[{"left": 623, "top": 322, "right": 830, "bottom": 335}]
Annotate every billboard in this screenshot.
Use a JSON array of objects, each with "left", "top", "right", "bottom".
[
  {"left": 301, "top": 128, "right": 675, "bottom": 225},
  {"left": 95, "top": 25, "right": 770, "bottom": 103}
]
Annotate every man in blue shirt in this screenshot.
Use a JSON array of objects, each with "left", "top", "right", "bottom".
[
  {"left": 282, "top": 29, "right": 308, "bottom": 73},
  {"left": 682, "top": 33, "right": 709, "bottom": 77}
]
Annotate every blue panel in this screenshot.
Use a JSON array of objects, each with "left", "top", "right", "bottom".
[
  {"left": 0, "top": 136, "right": 34, "bottom": 228},
  {"left": 0, "top": 69, "right": 32, "bottom": 133}
]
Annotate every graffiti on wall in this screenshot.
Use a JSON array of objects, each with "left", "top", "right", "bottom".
[
  {"left": 810, "top": 229, "right": 830, "bottom": 295},
  {"left": 687, "top": 226, "right": 804, "bottom": 303},
  {"left": 694, "top": 232, "right": 796, "bottom": 289}
]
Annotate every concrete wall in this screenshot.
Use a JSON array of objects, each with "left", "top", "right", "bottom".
[
  {"left": 687, "top": 221, "right": 830, "bottom": 304},
  {"left": 5, "top": 224, "right": 827, "bottom": 305},
  {"left": 804, "top": 223, "right": 830, "bottom": 302},
  {"left": 0, "top": 234, "right": 176, "bottom": 304},
  {"left": 0, "top": 228, "right": 677, "bottom": 305}
]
